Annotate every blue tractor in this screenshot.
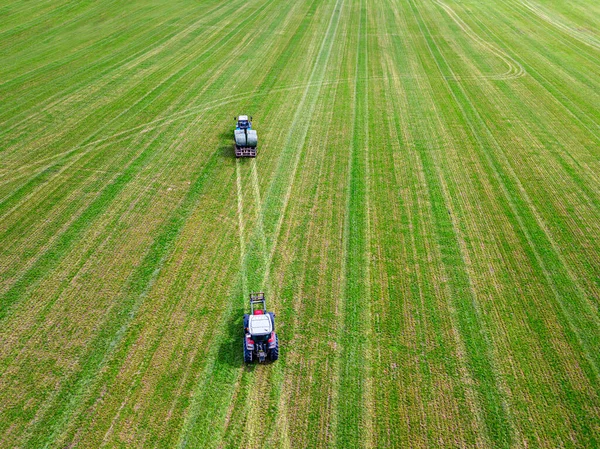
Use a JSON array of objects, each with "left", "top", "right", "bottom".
[{"left": 234, "top": 115, "right": 258, "bottom": 158}]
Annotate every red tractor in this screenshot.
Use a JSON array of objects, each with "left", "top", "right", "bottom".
[{"left": 243, "top": 292, "right": 279, "bottom": 363}]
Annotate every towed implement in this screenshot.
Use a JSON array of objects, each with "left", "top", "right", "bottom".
[
  {"left": 234, "top": 115, "right": 258, "bottom": 158},
  {"left": 243, "top": 292, "right": 279, "bottom": 363}
]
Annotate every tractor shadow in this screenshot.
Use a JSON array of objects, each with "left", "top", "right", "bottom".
[
  {"left": 216, "top": 306, "right": 256, "bottom": 371},
  {"left": 218, "top": 130, "right": 236, "bottom": 160}
]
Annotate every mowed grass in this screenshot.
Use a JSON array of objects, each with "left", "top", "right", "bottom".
[{"left": 0, "top": 0, "right": 599, "bottom": 447}]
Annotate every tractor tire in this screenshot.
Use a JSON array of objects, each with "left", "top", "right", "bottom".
[
  {"left": 243, "top": 314, "right": 249, "bottom": 331},
  {"left": 269, "top": 339, "right": 279, "bottom": 362},
  {"left": 243, "top": 339, "right": 253, "bottom": 364},
  {"left": 268, "top": 312, "right": 275, "bottom": 330}
]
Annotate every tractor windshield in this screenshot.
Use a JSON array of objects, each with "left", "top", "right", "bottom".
[{"left": 238, "top": 120, "right": 249, "bottom": 129}]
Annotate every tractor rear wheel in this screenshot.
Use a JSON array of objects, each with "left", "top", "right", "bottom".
[
  {"left": 269, "top": 340, "right": 279, "bottom": 362},
  {"left": 243, "top": 339, "right": 252, "bottom": 363}
]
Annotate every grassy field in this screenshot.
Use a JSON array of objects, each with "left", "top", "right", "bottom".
[{"left": 1, "top": 0, "right": 599, "bottom": 447}]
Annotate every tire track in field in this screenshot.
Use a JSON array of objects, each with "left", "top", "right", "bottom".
[
  {"left": 237, "top": 160, "right": 270, "bottom": 449},
  {"left": 40, "top": 1, "right": 295, "bottom": 442},
  {"left": 233, "top": 0, "right": 349, "bottom": 445},
  {"left": 0, "top": 89, "right": 254, "bottom": 205},
  {"left": 362, "top": 2, "right": 375, "bottom": 444},
  {"left": 335, "top": 0, "right": 373, "bottom": 446},
  {"left": 250, "top": 160, "right": 269, "bottom": 283},
  {"left": 32, "top": 0, "right": 310, "bottom": 442},
  {"left": 5, "top": 23, "right": 258, "bottom": 428},
  {"left": 6, "top": 125, "right": 187, "bottom": 446},
  {"left": 520, "top": 0, "right": 600, "bottom": 51},
  {"left": 454, "top": 7, "right": 600, "bottom": 295},
  {"left": 1, "top": 64, "right": 524, "bottom": 206},
  {"left": 0, "top": 70, "right": 504, "bottom": 185},
  {"left": 417, "top": 0, "right": 600, "bottom": 380},
  {"left": 0, "top": 0, "right": 297, "bottom": 218},
  {"left": 0, "top": 126, "right": 164, "bottom": 323},
  {"left": 490, "top": 0, "right": 600, "bottom": 138},
  {"left": 0, "top": 0, "right": 238, "bottom": 131},
  {"left": 0, "top": 0, "right": 277, "bottom": 296},
  {"left": 75, "top": 67, "right": 523, "bottom": 152},
  {"left": 237, "top": 161, "right": 250, "bottom": 299},
  {"left": 376, "top": 1, "right": 489, "bottom": 443},
  {"left": 433, "top": 0, "right": 526, "bottom": 80},
  {"left": 95, "top": 171, "right": 236, "bottom": 448},
  {"left": 408, "top": 0, "right": 515, "bottom": 446},
  {"left": 508, "top": 14, "right": 600, "bottom": 143},
  {"left": 16, "top": 144, "right": 222, "bottom": 448},
  {"left": 498, "top": 0, "right": 600, "bottom": 70},
  {"left": 177, "top": 0, "right": 346, "bottom": 445},
  {"left": 410, "top": 0, "right": 600, "bottom": 439},
  {"left": 460, "top": 8, "right": 600, "bottom": 198}
]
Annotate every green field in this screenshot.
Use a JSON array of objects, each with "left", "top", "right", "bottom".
[{"left": 1, "top": 0, "right": 599, "bottom": 447}]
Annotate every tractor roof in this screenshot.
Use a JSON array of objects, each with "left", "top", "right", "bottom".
[
  {"left": 249, "top": 314, "right": 272, "bottom": 336},
  {"left": 238, "top": 115, "right": 249, "bottom": 121}
]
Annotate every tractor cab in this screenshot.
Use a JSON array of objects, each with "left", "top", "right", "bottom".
[
  {"left": 248, "top": 314, "right": 272, "bottom": 341},
  {"left": 236, "top": 115, "right": 251, "bottom": 130}
]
